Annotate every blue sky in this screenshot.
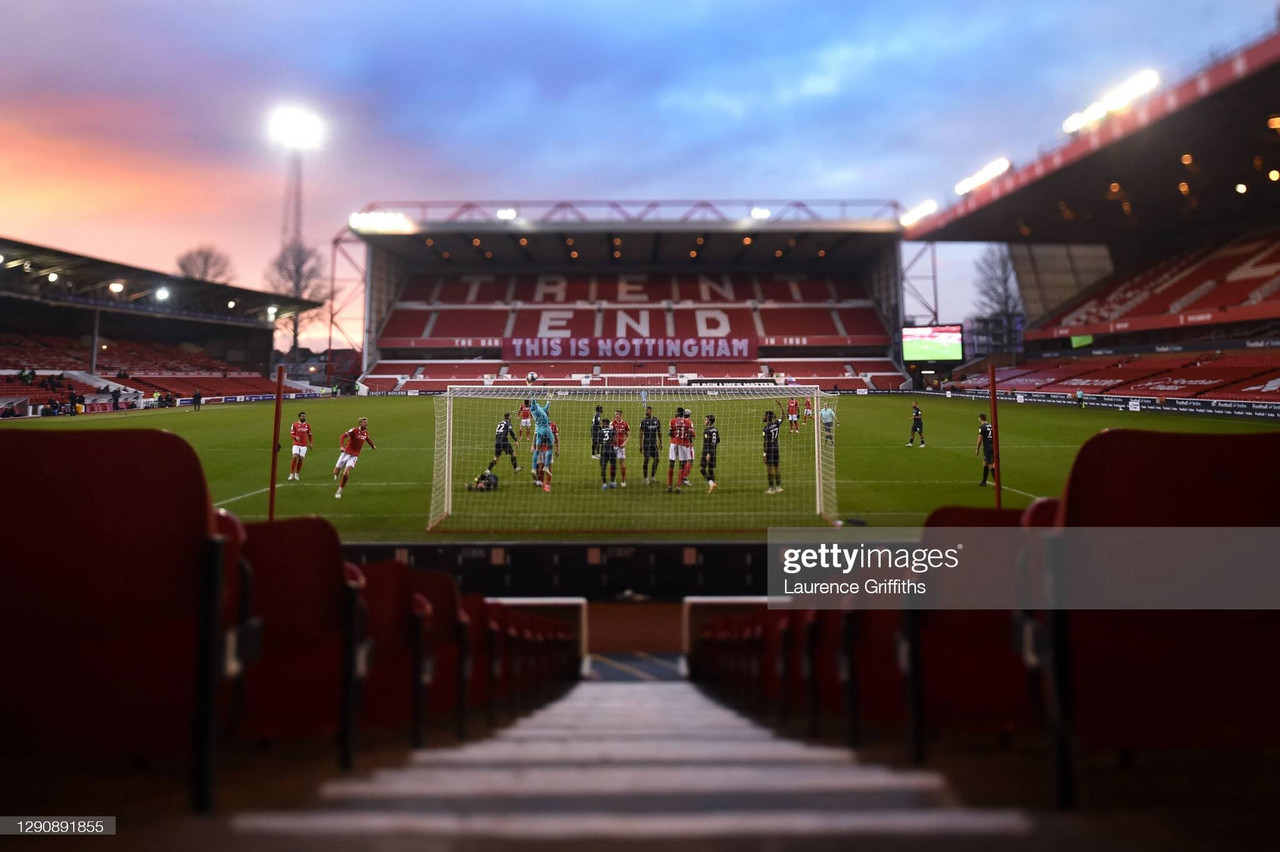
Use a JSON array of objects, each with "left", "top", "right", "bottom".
[{"left": 1, "top": 0, "right": 1276, "bottom": 338}]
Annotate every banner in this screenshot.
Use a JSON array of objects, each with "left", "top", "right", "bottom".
[
  {"left": 867, "top": 388, "right": 1280, "bottom": 419},
  {"left": 501, "top": 337, "right": 758, "bottom": 360}
]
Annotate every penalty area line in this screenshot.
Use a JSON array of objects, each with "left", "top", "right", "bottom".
[{"left": 214, "top": 481, "right": 425, "bottom": 507}]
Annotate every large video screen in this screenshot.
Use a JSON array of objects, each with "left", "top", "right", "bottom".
[{"left": 902, "top": 325, "right": 963, "bottom": 361}]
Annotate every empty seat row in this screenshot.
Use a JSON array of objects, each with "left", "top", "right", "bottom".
[
  {"left": 0, "top": 430, "right": 579, "bottom": 813},
  {"left": 400, "top": 274, "right": 862, "bottom": 304},
  {"left": 692, "top": 429, "right": 1280, "bottom": 808},
  {"left": 381, "top": 305, "right": 889, "bottom": 343}
]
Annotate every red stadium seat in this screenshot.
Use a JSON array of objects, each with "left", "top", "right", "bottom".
[
  {"left": 0, "top": 430, "right": 236, "bottom": 812},
  {"left": 405, "top": 569, "right": 468, "bottom": 743},
  {"left": 1043, "top": 429, "right": 1280, "bottom": 807},
  {"left": 359, "top": 560, "right": 433, "bottom": 741},
  {"left": 901, "top": 506, "right": 1038, "bottom": 764},
  {"left": 236, "top": 518, "right": 366, "bottom": 770}
]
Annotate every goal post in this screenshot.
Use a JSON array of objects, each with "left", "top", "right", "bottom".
[{"left": 427, "top": 384, "right": 838, "bottom": 535}]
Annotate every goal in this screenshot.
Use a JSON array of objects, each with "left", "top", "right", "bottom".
[{"left": 428, "top": 384, "right": 838, "bottom": 535}]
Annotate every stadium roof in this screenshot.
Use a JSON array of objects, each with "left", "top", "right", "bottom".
[
  {"left": 0, "top": 236, "right": 322, "bottom": 327},
  {"left": 905, "top": 31, "right": 1280, "bottom": 245},
  {"left": 345, "top": 200, "right": 902, "bottom": 270}
]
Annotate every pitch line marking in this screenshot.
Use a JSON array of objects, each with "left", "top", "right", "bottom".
[
  {"left": 214, "top": 486, "right": 270, "bottom": 507},
  {"left": 633, "top": 651, "right": 684, "bottom": 673},
  {"left": 213, "top": 481, "right": 426, "bottom": 506},
  {"left": 588, "top": 653, "right": 658, "bottom": 681}
]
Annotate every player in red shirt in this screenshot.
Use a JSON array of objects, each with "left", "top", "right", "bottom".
[
  {"left": 611, "top": 409, "right": 631, "bottom": 487},
  {"left": 518, "top": 399, "right": 533, "bottom": 441},
  {"left": 665, "top": 407, "right": 687, "bottom": 492},
  {"left": 803, "top": 396, "right": 814, "bottom": 426},
  {"left": 666, "top": 406, "right": 696, "bottom": 492},
  {"left": 680, "top": 410, "right": 695, "bottom": 485},
  {"left": 787, "top": 397, "right": 800, "bottom": 434},
  {"left": 333, "top": 416, "right": 377, "bottom": 499},
  {"left": 287, "top": 411, "right": 313, "bottom": 480}
]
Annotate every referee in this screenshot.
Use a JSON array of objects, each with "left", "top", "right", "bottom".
[{"left": 700, "top": 413, "right": 720, "bottom": 493}]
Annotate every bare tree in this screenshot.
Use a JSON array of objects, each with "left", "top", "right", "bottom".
[
  {"left": 266, "top": 240, "right": 327, "bottom": 359},
  {"left": 973, "top": 244, "right": 1022, "bottom": 316},
  {"left": 972, "top": 245, "right": 1024, "bottom": 356},
  {"left": 176, "top": 245, "right": 236, "bottom": 283}
]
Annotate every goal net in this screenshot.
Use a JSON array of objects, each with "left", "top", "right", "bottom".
[{"left": 428, "top": 384, "right": 838, "bottom": 535}]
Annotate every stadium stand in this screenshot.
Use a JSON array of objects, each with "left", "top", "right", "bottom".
[
  {"left": 693, "top": 428, "right": 1280, "bottom": 813},
  {"left": 757, "top": 305, "right": 840, "bottom": 336},
  {"left": 1041, "top": 429, "right": 1280, "bottom": 806},
  {"left": 1, "top": 429, "right": 581, "bottom": 815},
  {"left": 949, "top": 350, "right": 1280, "bottom": 401},
  {"left": 1045, "top": 229, "right": 1280, "bottom": 328},
  {"left": 428, "top": 307, "right": 511, "bottom": 337},
  {"left": 2, "top": 430, "right": 241, "bottom": 811}
]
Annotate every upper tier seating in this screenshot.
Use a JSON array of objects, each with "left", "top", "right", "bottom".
[
  {"left": 377, "top": 274, "right": 886, "bottom": 350},
  {"left": 1042, "top": 228, "right": 1280, "bottom": 328},
  {"left": 836, "top": 307, "right": 888, "bottom": 336},
  {"left": 411, "top": 273, "right": 865, "bottom": 305},
  {"left": 758, "top": 306, "right": 839, "bottom": 336},
  {"left": 428, "top": 308, "right": 511, "bottom": 338},
  {"left": 670, "top": 307, "right": 756, "bottom": 338}
]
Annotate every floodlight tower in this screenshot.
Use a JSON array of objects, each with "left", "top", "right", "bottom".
[{"left": 268, "top": 106, "right": 324, "bottom": 249}]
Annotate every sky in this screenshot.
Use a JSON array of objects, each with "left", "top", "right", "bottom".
[{"left": 2, "top": 0, "right": 1276, "bottom": 349}]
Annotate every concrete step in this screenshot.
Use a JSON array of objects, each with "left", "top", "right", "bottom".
[
  {"left": 233, "top": 808, "right": 1033, "bottom": 843},
  {"left": 411, "top": 739, "right": 860, "bottom": 766}
]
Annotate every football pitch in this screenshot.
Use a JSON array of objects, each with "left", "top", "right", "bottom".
[{"left": 13, "top": 394, "right": 1277, "bottom": 541}]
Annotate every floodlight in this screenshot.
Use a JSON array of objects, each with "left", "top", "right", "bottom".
[
  {"left": 496, "top": 208, "right": 518, "bottom": 220},
  {"left": 955, "top": 158, "right": 1011, "bottom": 196},
  {"left": 156, "top": 287, "right": 170, "bottom": 301},
  {"left": 1236, "top": 183, "right": 1248, "bottom": 194},
  {"left": 750, "top": 207, "right": 771, "bottom": 220},
  {"left": 347, "top": 211, "right": 415, "bottom": 233},
  {"left": 268, "top": 106, "right": 324, "bottom": 150},
  {"left": 47, "top": 272, "right": 58, "bottom": 282},
  {"left": 1062, "top": 70, "right": 1159, "bottom": 134},
  {"left": 899, "top": 199, "right": 939, "bottom": 227},
  {"left": 1270, "top": 170, "right": 1279, "bottom": 182},
  {"left": 108, "top": 281, "right": 124, "bottom": 294},
  {"left": 267, "top": 305, "right": 278, "bottom": 316},
  {"left": 227, "top": 299, "right": 236, "bottom": 308}
]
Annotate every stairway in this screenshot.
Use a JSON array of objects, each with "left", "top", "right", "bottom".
[{"left": 231, "top": 682, "right": 1031, "bottom": 849}]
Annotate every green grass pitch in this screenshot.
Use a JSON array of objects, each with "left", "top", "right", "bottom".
[{"left": 12, "top": 394, "right": 1276, "bottom": 541}]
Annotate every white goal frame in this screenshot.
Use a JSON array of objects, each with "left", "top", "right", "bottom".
[{"left": 427, "top": 384, "right": 837, "bottom": 533}]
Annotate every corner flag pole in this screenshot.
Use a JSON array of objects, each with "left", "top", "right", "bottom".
[
  {"left": 988, "top": 362, "right": 1002, "bottom": 510},
  {"left": 268, "top": 365, "right": 285, "bottom": 522}
]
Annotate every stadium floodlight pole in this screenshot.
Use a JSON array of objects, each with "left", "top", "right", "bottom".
[
  {"left": 988, "top": 362, "right": 1002, "bottom": 510},
  {"left": 268, "top": 365, "right": 286, "bottom": 521},
  {"left": 268, "top": 106, "right": 324, "bottom": 248}
]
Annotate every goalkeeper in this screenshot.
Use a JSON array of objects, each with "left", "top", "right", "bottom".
[
  {"left": 528, "top": 389, "right": 555, "bottom": 493},
  {"left": 466, "top": 470, "right": 499, "bottom": 491}
]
